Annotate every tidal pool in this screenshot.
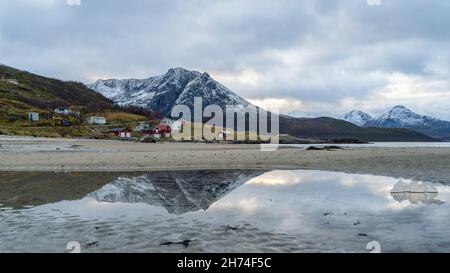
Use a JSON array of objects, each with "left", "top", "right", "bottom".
[{"left": 0, "top": 170, "right": 449, "bottom": 253}]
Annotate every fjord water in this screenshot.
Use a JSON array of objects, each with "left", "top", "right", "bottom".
[{"left": 1, "top": 170, "right": 449, "bottom": 253}]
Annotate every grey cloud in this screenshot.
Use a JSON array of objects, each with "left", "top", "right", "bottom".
[{"left": 0, "top": 0, "right": 449, "bottom": 118}]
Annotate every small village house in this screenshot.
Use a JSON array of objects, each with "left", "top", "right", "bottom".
[
  {"left": 87, "top": 116, "right": 107, "bottom": 125},
  {"left": 28, "top": 112, "right": 39, "bottom": 122},
  {"left": 142, "top": 124, "right": 172, "bottom": 139},
  {"left": 160, "top": 118, "right": 184, "bottom": 133},
  {"left": 160, "top": 117, "right": 173, "bottom": 126},
  {"left": 54, "top": 106, "right": 81, "bottom": 117},
  {"left": 156, "top": 124, "right": 172, "bottom": 138},
  {"left": 54, "top": 107, "right": 70, "bottom": 115},
  {"left": 171, "top": 119, "right": 184, "bottom": 133},
  {"left": 142, "top": 126, "right": 158, "bottom": 139},
  {"left": 68, "top": 106, "right": 81, "bottom": 117},
  {"left": 109, "top": 128, "right": 132, "bottom": 139},
  {"left": 134, "top": 121, "right": 153, "bottom": 132}
]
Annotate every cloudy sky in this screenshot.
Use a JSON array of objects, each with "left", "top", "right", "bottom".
[{"left": 1, "top": 0, "right": 450, "bottom": 118}]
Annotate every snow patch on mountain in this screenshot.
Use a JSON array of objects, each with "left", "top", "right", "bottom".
[
  {"left": 342, "top": 110, "right": 372, "bottom": 126},
  {"left": 175, "top": 72, "right": 248, "bottom": 106},
  {"left": 374, "top": 105, "right": 426, "bottom": 126},
  {"left": 88, "top": 76, "right": 164, "bottom": 107}
]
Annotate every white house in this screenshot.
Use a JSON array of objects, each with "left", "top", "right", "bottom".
[
  {"left": 171, "top": 119, "right": 185, "bottom": 133},
  {"left": 55, "top": 107, "right": 81, "bottom": 117},
  {"left": 160, "top": 118, "right": 185, "bottom": 133},
  {"left": 160, "top": 118, "right": 173, "bottom": 126},
  {"left": 134, "top": 121, "right": 153, "bottom": 132},
  {"left": 55, "top": 107, "right": 70, "bottom": 115},
  {"left": 28, "top": 112, "right": 39, "bottom": 122},
  {"left": 87, "top": 116, "right": 107, "bottom": 125}
]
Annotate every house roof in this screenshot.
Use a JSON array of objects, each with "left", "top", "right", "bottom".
[{"left": 156, "top": 124, "right": 171, "bottom": 129}]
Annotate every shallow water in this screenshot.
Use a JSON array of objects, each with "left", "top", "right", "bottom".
[{"left": 0, "top": 170, "right": 449, "bottom": 253}]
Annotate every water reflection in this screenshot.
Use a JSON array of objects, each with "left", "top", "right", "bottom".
[
  {"left": 391, "top": 192, "right": 445, "bottom": 205},
  {"left": 1, "top": 170, "right": 450, "bottom": 253},
  {"left": 0, "top": 170, "right": 264, "bottom": 214},
  {"left": 88, "top": 170, "right": 264, "bottom": 214},
  {"left": 391, "top": 181, "right": 445, "bottom": 205}
]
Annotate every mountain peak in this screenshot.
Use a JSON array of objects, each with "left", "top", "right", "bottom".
[
  {"left": 354, "top": 105, "right": 423, "bottom": 129},
  {"left": 392, "top": 105, "right": 406, "bottom": 109},
  {"left": 89, "top": 68, "right": 249, "bottom": 116},
  {"left": 386, "top": 105, "right": 419, "bottom": 116},
  {"left": 164, "top": 67, "right": 201, "bottom": 81},
  {"left": 386, "top": 105, "right": 413, "bottom": 114},
  {"left": 167, "top": 67, "right": 195, "bottom": 74},
  {"left": 361, "top": 105, "right": 450, "bottom": 140},
  {"left": 342, "top": 110, "right": 372, "bottom": 126}
]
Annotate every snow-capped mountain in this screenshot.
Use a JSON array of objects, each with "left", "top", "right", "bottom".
[
  {"left": 88, "top": 68, "right": 250, "bottom": 116},
  {"left": 365, "top": 106, "right": 426, "bottom": 127},
  {"left": 363, "top": 106, "right": 450, "bottom": 141},
  {"left": 87, "top": 76, "right": 164, "bottom": 108},
  {"left": 342, "top": 110, "right": 372, "bottom": 126},
  {"left": 88, "top": 170, "right": 264, "bottom": 215}
]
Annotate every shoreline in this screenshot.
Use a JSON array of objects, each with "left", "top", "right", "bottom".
[{"left": 1, "top": 137, "right": 450, "bottom": 184}]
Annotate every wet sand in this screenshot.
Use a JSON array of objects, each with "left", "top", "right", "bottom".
[{"left": 1, "top": 136, "right": 450, "bottom": 183}]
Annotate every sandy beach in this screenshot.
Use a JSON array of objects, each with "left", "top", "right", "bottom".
[{"left": 1, "top": 136, "right": 450, "bottom": 184}]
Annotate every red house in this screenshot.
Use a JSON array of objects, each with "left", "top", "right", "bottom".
[
  {"left": 109, "top": 128, "right": 132, "bottom": 138},
  {"left": 156, "top": 124, "right": 171, "bottom": 134},
  {"left": 142, "top": 124, "right": 172, "bottom": 139}
]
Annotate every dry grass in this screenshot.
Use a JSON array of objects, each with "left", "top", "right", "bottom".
[{"left": 98, "top": 111, "right": 147, "bottom": 123}]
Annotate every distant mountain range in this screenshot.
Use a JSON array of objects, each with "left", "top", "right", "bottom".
[
  {"left": 342, "top": 106, "right": 450, "bottom": 141},
  {"left": 278, "top": 115, "right": 434, "bottom": 142},
  {"left": 89, "top": 68, "right": 436, "bottom": 142}
]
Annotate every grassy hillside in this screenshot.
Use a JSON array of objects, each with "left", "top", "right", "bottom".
[
  {"left": 0, "top": 65, "right": 147, "bottom": 138},
  {"left": 280, "top": 116, "right": 438, "bottom": 142},
  {"left": 0, "top": 64, "right": 114, "bottom": 109}
]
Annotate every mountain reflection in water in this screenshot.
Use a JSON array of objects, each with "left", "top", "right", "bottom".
[
  {"left": 0, "top": 170, "right": 264, "bottom": 214},
  {"left": 88, "top": 170, "right": 265, "bottom": 214}
]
